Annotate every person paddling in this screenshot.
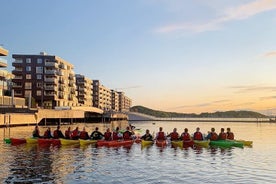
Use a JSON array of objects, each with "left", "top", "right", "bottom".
[
  {"left": 53, "top": 125, "right": 65, "bottom": 139},
  {"left": 123, "top": 126, "right": 133, "bottom": 140},
  {"left": 32, "top": 125, "right": 42, "bottom": 138},
  {"left": 65, "top": 127, "right": 72, "bottom": 139},
  {"left": 79, "top": 127, "right": 90, "bottom": 140},
  {"left": 90, "top": 127, "right": 104, "bottom": 140},
  {"left": 206, "top": 128, "right": 218, "bottom": 141},
  {"left": 226, "top": 127, "right": 234, "bottom": 140},
  {"left": 193, "top": 127, "right": 204, "bottom": 140},
  {"left": 167, "top": 128, "right": 179, "bottom": 141},
  {"left": 155, "top": 127, "right": 166, "bottom": 141},
  {"left": 218, "top": 128, "right": 227, "bottom": 140},
  {"left": 43, "top": 127, "right": 53, "bottom": 139},
  {"left": 180, "top": 128, "right": 192, "bottom": 141},
  {"left": 71, "top": 127, "right": 80, "bottom": 140},
  {"left": 141, "top": 129, "right": 153, "bottom": 141},
  {"left": 104, "top": 128, "right": 112, "bottom": 141},
  {"left": 112, "top": 127, "right": 122, "bottom": 140}
]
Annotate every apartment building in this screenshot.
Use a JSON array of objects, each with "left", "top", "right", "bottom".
[
  {"left": 0, "top": 46, "right": 9, "bottom": 97},
  {"left": 118, "top": 92, "right": 132, "bottom": 112},
  {"left": 111, "top": 90, "right": 119, "bottom": 111},
  {"left": 75, "top": 74, "right": 93, "bottom": 106},
  {"left": 12, "top": 52, "right": 78, "bottom": 108},
  {"left": 92, "top": 80, "right": 111, "bottom": 111}
]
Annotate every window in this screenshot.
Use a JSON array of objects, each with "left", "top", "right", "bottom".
[
  {"left": 37, "top": 82, "right": 43, "bottom": 88},
  {"left": 37, "top": 90, "right": 42, "bottom": 96},
  {"left": 26, "top": 58, "right": 31, "bottom": 63},
  {"left": 36, "top": 67, "right": 43, "bottom": 74},
  {"left": 26, "top": 74, "right": 32, "bottom": 79},
  {"left": 37, "top": 75, "right": 42, "bottom": 80},
  {"left": 37, "top": 58, "right": 43, "bottom": 64},
  {"left": 26, "top": 66, "right": 31, "bottom": 72},
  {"left": 25, "top": 90, "right": 32, "bottom": 97},
  {"left": 25, "top": 82, "right": 32, "bottom": 89}
]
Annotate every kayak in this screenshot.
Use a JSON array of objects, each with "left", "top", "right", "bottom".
[
  {"left": 141, "top": 140, "right": 153, "bottom": 147},
  {"left": 38, "top": 138, "right": 61, "bottom": 146},
  {"left": 210, "top": 140, "right": 243, "bottom": 148},
  {"left": 10, "top": 138, "right": 26, "bottom": 145},
  {"left": 97, "top": 140, "right": 134, "bottom": 147},
  {"left": 183, "top": 140, "right": 194, "bottom": 147},
  {"left": 156, "top": 140, "right": 167, "bottom": 147},
  {"left": 60, "top": 138, "right": 80, "bottom": 145},
  {"left": 79, "top": 139, "right": 97, "bottom": 146},
  {"left": 194, "top": 140, "right": 210, "bottom": 147},
  {"left": 4, "top": 138, "right": 11, "bottom": 144},
  {"left": 171, "top": 141, "right": 183, "bottom": 148},
  {"left": 26, "top": 137, "right": 38, "bottom": 144},
  {"left": 235, "top": 139, "right": 253, "bottom": 146}
]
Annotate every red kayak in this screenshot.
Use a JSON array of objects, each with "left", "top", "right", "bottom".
[
  {"left": 10, "top": 138, "right": 26, "bottom": 145},
  {"left": 97, "top": 140, "right": 134, "bottom": 147},
  {"left": 38, "top": 138, "right": 61, "bottom": 146},
  {"left": 183, "top": 140, "right": 194, "bottom": 148},
  {"left": 156, "top": 140, "right": 167, "bottom": 147}
]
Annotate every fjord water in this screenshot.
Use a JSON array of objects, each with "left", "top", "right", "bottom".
[{"left": 1, "top": 121, "right": 276, "bottom": 184}]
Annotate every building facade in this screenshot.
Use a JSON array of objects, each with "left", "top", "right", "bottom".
[
  {"left": 12, "top": 52, "right": 78, "bottom": 108},
  {"left": 92, "top": 80, "right": 112, "bottom": 111},
  {"left": 111, "top": 90, "right": 119, "bottom": 111},
  {"left": 118, "top": 92, "right": 132, "bottom": 112},
  {"left": 75, "top": 74, "right": 93, "bottom": 106}
]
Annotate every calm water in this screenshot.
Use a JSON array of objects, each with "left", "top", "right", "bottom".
[{"left": 1, "top": 121, "right": 276, "bottom": 184}]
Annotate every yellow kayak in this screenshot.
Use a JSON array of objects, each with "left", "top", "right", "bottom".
[
  {"left": 60, "top": 138, "right": 80, "bottom": 145},
  {"left": 26, "top": 137, "right": 38, "bottom": 144},
  {"left": 171, "top": 141, "right": 183, "bottom": 148},
  {"left": 79, "top": 139, "right": 97, "bottom": 146},
  {"left": 194, "top": 140, "right": 210, "bottom": 148},
  {"left": 141, "top": 140, "right": 153, "bottom": 147},
  {"left": 235, "top": 139, "right": 253, "bottom": 146}
]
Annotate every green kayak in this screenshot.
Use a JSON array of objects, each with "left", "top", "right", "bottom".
[
  {"left": 4, "top": 138, "right": 11, "bottom": 144},
  {"left": 210, "top": 140, "right": 243, "bottom": 148}
]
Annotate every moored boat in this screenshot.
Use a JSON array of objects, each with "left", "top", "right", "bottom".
[
  {"left": 194, "top": 140, "right": 210, "bottom": 147},
  {"left": 79, "top": 139, "right": 97, "bottom": 146},
  {"left": 10, "top": 138, "right": 26, "bottom": 145},
  {"left": 60, "top": 138, "right": 80, "bottom": 145}
]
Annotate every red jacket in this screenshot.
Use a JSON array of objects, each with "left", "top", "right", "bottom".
[
  {"left": 193, "top": 132, "right": 203, "bottom": 140},
  {"left": 157, "top": 132, "right": 166, "bottom": 140}
]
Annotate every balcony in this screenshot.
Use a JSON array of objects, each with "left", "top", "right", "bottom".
[
  {"left": 58, "top": 93, "right": 64, "bottom": 99},
  {"left": 13, "top": 83, "right": 22, "bottom": 88},
  {"left": 0, "top": 58, "right": 8, "bottom": 68},
  {"left": 44, "top": 78, "right": 58, "bottom": 83},
  {"left": 0, "top": 47, "right": 8, "bottom": 56},
  {"left": 45, "top": 92, "right": 56, "bottom": 96},
  {"left": 45, "top": 61, "right": 58, "bottom": 68},
  {"left": 44, "top": 85, "right": 58, "bottom": 91},
  {"left": 59, "top": 79, "right": 65, "bottom": 84},
  {"left": 56, "top": 71, "right": 64, "bottom": 76},
  {"left": 44, "top": 70, "right": 56, "bottom": 75}
]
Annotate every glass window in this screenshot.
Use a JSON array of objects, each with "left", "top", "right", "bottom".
[
  {"left": 25, "top": 82, "right": 32, "bottom": 89},
  {"left": 26, "top": 58, "right": 31, "bottom": 63},
  {"left": 26, "top": 66, "right": 32, "bottom": 72},
  {"left": 37, "top": 90, "right": 42, "bottom": 96},
  {"left": 26, "top": 74, "right": 32, "bottom": 79},
  {"left": 37, "top": 75, "right": 42, "bottom": 80},
  {"left": 25, "top": 90, "right": 32, "bottom": 97},
  {"left": 37, "top": 82, "right": 43, "bottom": 88},
  {"left": 37, "top": 58, "right": 43, "bottom": 64},
  {"left": 36, "top": 67, "right": 43, "bottom": 74}
]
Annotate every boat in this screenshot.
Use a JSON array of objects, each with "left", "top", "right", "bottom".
[
  {"left": 79, "top": 139, "right": 97, "bottom": 146},
  {"left": 194, "top": 140, "right": 210, "bottom": 147},
  {"left": 26, "top": 137, "right": 38, "bottom": 144},
  {"left": 10, "top": 138, "right": 26, "bottom": 145},
  {"left": 97, "top": 140, "right": 134, "bottom": 147},
  {"left": 156, "top": 140, "right": 167, "bottom": 147},
  {"left": 183, "top": 140, "right": 194, "bottom": 147},
  {"left": 4, "top": 138, "right": 11, "bottom": 144},
  {"left": 38, "top": 138, "right": 61, "bottom": 146},
  {"left": 210, "top": 140, "right": 243, "bottom": 148},
  {"left": 234, "top": 139, "right": 253, "bottom": 146},
  {"left": 171, "top": 140, "right": 183, "bottom": 148},
  {"left": 60, "top": 138, "right": 80, "bottom": 145},
  {"left": 141, "top": 140, "right": 154, "bottom": 147}
]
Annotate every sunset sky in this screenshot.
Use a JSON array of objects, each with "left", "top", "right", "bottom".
[{"left": 1, "top": 0, "right": 276, "bottom": 115}]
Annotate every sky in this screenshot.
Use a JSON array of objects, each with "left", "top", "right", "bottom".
[{"left": 1, "top": 0, "right": 276, "bottom": 115}]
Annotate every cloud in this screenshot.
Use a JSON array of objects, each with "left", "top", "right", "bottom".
[
  {"left": 230, "top": 85, "right": 276, "bottom": 93},
  {"left": 263, "top": 51, "right": 276, "bottom": 57},
  {"left": 155, "top": 0, "right": 276, "bottom": 33},
  {"left": 260, "top": 96, "right": 276, "bottom": 100},
  {"left": 168, "top": 99, "right": 230, "bottom": 110}
]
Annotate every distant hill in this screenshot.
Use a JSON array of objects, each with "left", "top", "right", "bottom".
[{"left": 130, "top": 105, "right": 267, "bottom": 118}]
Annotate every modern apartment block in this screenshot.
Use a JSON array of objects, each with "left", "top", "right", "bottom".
[
  {"left": 111, "top": 90, "right": 119, "bottom": 111},
  {"left": 92, "top": 80, "right": 112, "bottom": 111},
  {"left": 75, "top": 74, "right": 93, "bottom": 107},
  {"left": 118, "top": 92, "right": 132, "bottom": 112},
  {"left": 0, "top": 46, "right": 9, "bottom": 97},
  {"left": 12, "top": 52, "right": 78, "bottom": 108}
]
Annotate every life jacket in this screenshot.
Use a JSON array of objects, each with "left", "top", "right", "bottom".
[
  {"left": 71, "top": 129, "right": 79, "bottom": 139},
  {"left": 104, "top": 132, "right": 112, "bottom": 141},
  {"left": 65, "top": 130, "right": 71, "bottom": 139},
  {"left": 227, "top": 132, "right": 234, "bottom": 140},
  {"left": 53, "top": 130, "right": 59, "bottom": 139},
  {"left": 170, "top": 132, "right": 179, "bottom": 141},
  {"left": 157, "top": 132, "right": 165, "bottom": 140},
  {"left": 44, "top": 130, "right": 51, "bottom": 138},
  {"left": 193, "top": 132, "right": 203, "bottom": 140},
  {"left": 219, "top": 132, "right": 227, "bottom": 140},
  {"left": 79, "top": 131, "right": 89, "bottom": 140},
  {"left": 210, "top": 132, "right": 218, "bottom": 141},
  {"left": 113, "top": 132, "right": 120, "bottom": 140},
  {"left": 123, "top": 131, "right": 132, "bottom": 140},
  {"left": 182, "top": 133, "right": 191, "bottom": 141}
]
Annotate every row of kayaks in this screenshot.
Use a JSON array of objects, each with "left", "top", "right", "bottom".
[
  {"left": 3, "top": 137, "right": 137, "bottom": 147},
  {"left": 142, "top": 139, "right": 253, "bottom": 149}
]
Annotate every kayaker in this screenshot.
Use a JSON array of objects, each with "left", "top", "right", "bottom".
[
  {"left": 155, "top": 127, "right": 166, "bottom": 141},
  {"left": 32, "top": 125, "right": 42, "bottom": 138},
  {"left": 218, "top": 128, "right": 227, "bottom": 140},
  {"left": 180, "top": 128, "right": 192, "bottom": 141},
  {"left": 141, "top": 129, "right": 153, "bottom": 141},
  {"left": 79, "top": 127, "right": 90, "bottom": 140},
  {"left": 112, "top": 127, "right": 122, "bottom": 140},
  {"left": 53, "top": 125, "right": 65, "bottom": 139},
  {"left": 123, "top": 126, "right": 133, "bottom": 140},
  {"left": 193, "top": 127, "right": 204, "bottom": 140},
  {"left": 90, "top": 127, "right": 104, "bottom": 140},
  {"left": 43, "top": 127, "right": 53, "bottom": 139},
  {"left": 65, "top": 127, "right": 72, "bottom": 139},
  {"left": 104, "top": 128, "right": 112, "bottom": 141},
  {"left": 226, "top": 127, "right": 234, "bottom": 140},
  {"left": 206, "top": 128, "right": 218, "bottom": 141},
  {"left": 167, "top": 128, "right": 179, "bottom": 141},
  {"left": 71, "top": 127, "right": 80, "bottom": 140}
]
